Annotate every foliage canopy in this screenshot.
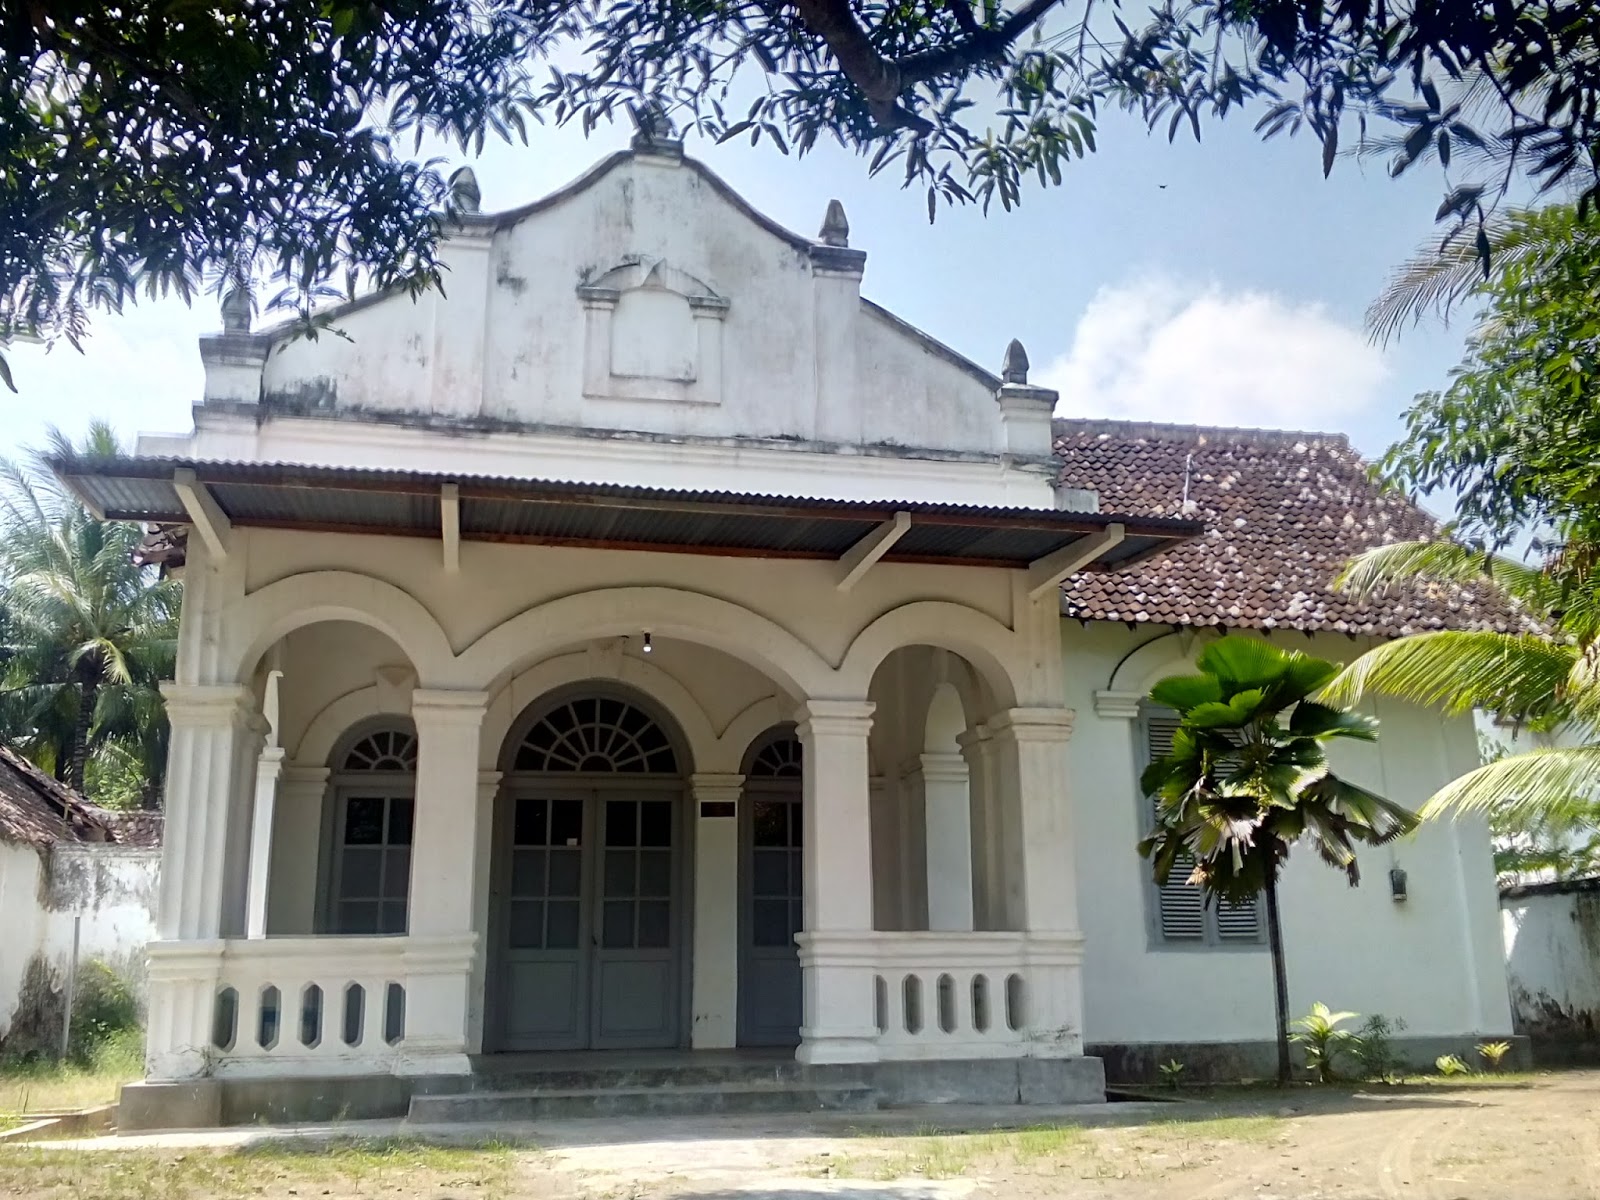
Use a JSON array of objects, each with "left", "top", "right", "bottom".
[{"left": 7, "top": 0, "right": 1600, "bottom": 380}]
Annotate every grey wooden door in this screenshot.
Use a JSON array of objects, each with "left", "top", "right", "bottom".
[
  {"left": 498, "top": 787, "right": 682, "bottom": 1051},
  {"left": 738, "top": 780, "right": 804, "bottom": 1046}
]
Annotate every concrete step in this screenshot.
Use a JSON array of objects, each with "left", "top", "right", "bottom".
[
  {"left": 417, "top": 1060, "right": 805, "bottom": 1095},
  {"left": 407, "top": 1078, "right": 877, "bottom": 1123}
]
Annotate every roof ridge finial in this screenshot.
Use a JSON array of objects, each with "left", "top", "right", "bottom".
[
  {"left": 220, "top": 281, "right": 253, "bottom": 334},
  {"left": 819, "top": 199, "right": 850, "bottom": 247},
  {"left": 1001, "top": 338, "right": 1029, "bottom": 385},
  {"left": 631, "top": 99, "right": 682, "bottom": 156},
  {"left": 448, "top": 166, "right": 482, "bottom": 214}
]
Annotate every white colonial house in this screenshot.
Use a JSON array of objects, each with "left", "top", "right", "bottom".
[{"left": 57, "top": 123, "right": 1518, "bottom": 1128}]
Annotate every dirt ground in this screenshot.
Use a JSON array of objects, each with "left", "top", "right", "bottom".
[{"left": 2, "top": 1070, "right": 1597, "bottom": 1199}]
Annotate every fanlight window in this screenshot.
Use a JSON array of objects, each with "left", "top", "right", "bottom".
[
  {"left": 514, "top": 697, "right": 677, "bottom": 774},
  {"left": 342, "top": 729, "right": 418, "bottom": 772},
  {"left": 748, "top": 734, "right": 802, "bottom": 779}
]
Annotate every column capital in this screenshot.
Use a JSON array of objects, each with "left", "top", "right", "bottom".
[
  {"left": 280, "top": 764, "right": 331, "bottom": 790},
  {"left": 987, "top": 707, "right": 1076, "bottom": 743},
  {"left": 918, "top": 751, "right": 970, "bottom": 784},
  {"left": 1092, "top": 689, "right": 1143, "bottom": 720},
  {"left": 794, "top": 698, "right": 875, "bottom": 738},
  {"left": 410, "top": 688, "right": 491, "bottom": 726},
  {"left": 476, "top": 769, "right": 503, "bottom": 791},
  {"left": 690, "top": 772, "right": 746, "bottom": 805},
  {"left": 159, "top": 682, "right": 257, "bottom": 727}
]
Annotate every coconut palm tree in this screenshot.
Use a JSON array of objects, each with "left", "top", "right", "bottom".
[
  {"left": 1322, "top": 541, "right": 1600, "bottom": 832},
  {"left": 1366, "top": 203, "right": 1596, "bottom": 345},
  {"left": 0, "top": 423, "right": 179, "bottom": 801},
  {"left": 1139, "top": 635, "right": 1419, "bottom": 1086}
]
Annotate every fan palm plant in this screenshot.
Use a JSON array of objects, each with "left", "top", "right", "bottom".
[
  {"left": 0, "top": 423, "right": 179, "bottom": 801},
  {"left": 1139, "top": 635, "right": 1419, "bottom": 1086},
  {"left": 1322, "top": 540, "right": 1600, "bottom": 831}
]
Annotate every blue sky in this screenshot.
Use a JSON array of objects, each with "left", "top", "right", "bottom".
[{"left": 1, "top": 107, "right": 1467, "bottom": 464}]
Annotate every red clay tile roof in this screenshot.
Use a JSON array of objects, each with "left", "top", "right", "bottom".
[
  {"left": 1056, "top": 419, "right": 1533, "bottom": 637},
  {"left": 0, "top": 742, "right": 112, "bottom": 849}
]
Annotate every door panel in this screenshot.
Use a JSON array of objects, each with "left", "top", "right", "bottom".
[
  {"left": 739, "top": 789, "right": 803, "bottom": 1046},
  {"left": 591, "top": 795, "right": 679, "bottom": 1048},
  {"left": 497, "top": 788, "right": 681, "bottom": 1051},
  {"left": 500, "top": 794, "right": 589, "bottom": 1050}
]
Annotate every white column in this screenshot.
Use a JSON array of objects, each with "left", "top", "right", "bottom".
[
  {"left": 244, "top": 747, "right": 284, "bottom": 939},
  {"left": 146, "top": 682, "right": 259, "bottom": 1080},
  {"left": 989, "top": 707, "right": 1085, "bottom": 1057},
  {"left": 958, "top": 725, "right": 1001, "bottom": 931},
  {"left": 920, "top": 751, "right": 975, "bottom": 932},
  {"left": 794, "top": 699, "right": 879, "bottom": 1065},
  {"left": 466, "top": 769, "right": 502, "bottom": 1055},
  {"left": 269, "top": 766, "right": 330, "bottom": 935},
  {"left": 690, "top": 773, "right": 744, "bottom": 1049},
  {"left": 401, "top": 688, "right": 488, "bottom": 1075}
]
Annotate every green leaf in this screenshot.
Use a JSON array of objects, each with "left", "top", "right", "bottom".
[
  {"left": 1289, "top": 702, "right": 1379, "bottom": 741},
  {"left": 1149, "top": 673, "right": 1222, "bottom": 712},
  {"left": 1195, "top": 635, "right": 1290, "bottom": 692},
  {"left": 0, "top": 352, "right": 13, "bottom": 394}
]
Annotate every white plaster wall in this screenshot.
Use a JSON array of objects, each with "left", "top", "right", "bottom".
[
  {"left": 1502, "top": 888, "right": 1600, "bottom": 1037},
  {"left": 252, "top": 154, "right": 1013, "bottom": 463},
  {"left": 0, "top": 841, "right": 160, "bottom": 1042},
  {"left": 0, "top": 841, "right": 45, "bottom": 1039},
  {"left": 1065, "top": 621, "right": 1515, "bottom": 1044}
]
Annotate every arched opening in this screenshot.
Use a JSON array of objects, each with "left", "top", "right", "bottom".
[
  {"left": 737, "top": 724, "right": 804, "bottom": 1047},
  {"left": 487, "top": 684, "right": 692, "bottom": 1052},
  {"left": 868, "top": 645, "right": 1006, "bottom": 933},
  {"left": 321, "top": 719, "right": 418, "bottom": 936}
]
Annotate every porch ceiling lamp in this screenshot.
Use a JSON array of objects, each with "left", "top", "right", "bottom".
[
  {"left": 642, "top": 631, "right": 653, "bottom": 654},
  {"left": 1389, "top": 866, "right": 1408, "bottom": 903}
]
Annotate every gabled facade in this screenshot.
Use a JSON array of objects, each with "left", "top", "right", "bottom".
[{"left": 59, "top": 129, "right": 1513, "bottom": 1126}]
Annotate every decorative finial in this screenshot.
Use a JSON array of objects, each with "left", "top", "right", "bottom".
[
  {"left": 1001, "top": 338, "right": 1029, "bottom": 384},
  {"left": 448, "top": 166, "right": 481, "bottom": 214},
  {"left": 630, "top": 99, "right": 681, "bottom": 153},
  {"left": 819, "top": 199, "right": 850, "bottom": 247},
  {"left": 220, "top": 284, "right": 252, "bottom": 334}
]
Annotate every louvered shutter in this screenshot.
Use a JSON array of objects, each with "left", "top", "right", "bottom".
[
  {"left": 1144, "top": 714, "right": 1206, "bottom": 940},
  {"left": 1143, "top": 711, "right": 1262, "bottom": 944}
]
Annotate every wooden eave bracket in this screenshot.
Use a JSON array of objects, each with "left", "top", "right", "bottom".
[
  {"left": 1026, "top": 522, "right": 1125, "bottom": 600},
  {"left": 441, "top": 482, "right": 461, "bottom": 572},
  {"left": 173, "top": 468, "right": 232, "bottom": 561},
  {"left": 836, "top": 511, "right": 912, "bottom": 592}
]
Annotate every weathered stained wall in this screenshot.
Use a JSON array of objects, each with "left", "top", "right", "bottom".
[
  {"left": 0, "top": 840, "right": 160, "bottom": 1049},
  {"left": 1064, "top": 621, "right": 1513, "bottom": 1052},
  {"left": 1502, "top": 883, "right": 1600, "bottom": 1063}
]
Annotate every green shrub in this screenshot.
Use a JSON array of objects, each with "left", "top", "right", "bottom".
[
  {"left": 1290, "top": 1002, "right": 1359, "bottom": 1084},
  {"left": 1349, "top": 1014, "right": 1407, "bottom": 1082},
  {"left": 67, "top": 961, "right": 141, "bottom": 1067}
]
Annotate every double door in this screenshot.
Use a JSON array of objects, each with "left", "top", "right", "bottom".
[{"left": 496, "top": 787, "right": 681, "bottom": 1050}]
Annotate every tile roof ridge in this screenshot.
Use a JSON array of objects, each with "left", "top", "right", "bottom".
[{"left": 1053, "top": 417, "right": 1354, "bottom": 451}]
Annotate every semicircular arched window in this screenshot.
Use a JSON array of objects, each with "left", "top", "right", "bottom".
[
  {"left": 747, "top": 733, "right": 802, "bottom": 780},
  {"left": 341, "top": 728, "right": 418, "bottom": 772},
  {"left": 514, "top": 696, "right": 677, "bottom": 774}
]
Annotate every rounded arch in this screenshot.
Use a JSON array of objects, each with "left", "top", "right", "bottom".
[
  {"left": 498, "top": 680, "right": 694, "bottom": 777},
  {"left": 329, "top": 716, "right": 419, "bottom": 774},
  {"left": 740, "top": 723, "right": 802, "bottom": 779},
  {"left": 479, "top": 651, "right": 719, "bottom": 772},
  {"left": 1106, "top": 630, "right": 1213, "bottom": 697},
  {"left": 717, "top": 694, "right": 797, "bottom": 773},
  {"left": 293, "top": 683, "right": 417, "bottom": 765},
  {"left": 226, "top": 572, "right": 453, "bottom": 685},
  {"left": 454, "top": 587, "right": 832, "bottom": 701},
  {"left": 840, "top": 601, "right": 1021, "bottom": 710}
]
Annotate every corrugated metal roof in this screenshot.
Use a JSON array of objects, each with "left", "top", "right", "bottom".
[{"left": 52, "top": 455, "right": 1199, "bottom": 571}]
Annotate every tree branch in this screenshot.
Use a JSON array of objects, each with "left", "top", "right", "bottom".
[{"left": 785, "top": 0, "right": 1065, "bottom": 132}]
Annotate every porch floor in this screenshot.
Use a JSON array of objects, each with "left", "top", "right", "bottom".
[{"left": 466, "top": 1047, "right": 794, "bottom": 1076}]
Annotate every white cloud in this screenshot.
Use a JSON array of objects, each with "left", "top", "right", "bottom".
[{"left": 1037, "top": 276, "right": 1388, "bottom": 430}]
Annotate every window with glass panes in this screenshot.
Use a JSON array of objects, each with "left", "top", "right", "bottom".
[
  {"left": 330, "top": 728, "right": 416, "bottom": 935},
  {"left": 1139, "top": 709, "right": 1262, "bottom": 946}
]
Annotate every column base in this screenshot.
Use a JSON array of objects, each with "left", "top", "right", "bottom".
[
  {"left": 397, "top": 1047, "right": 473, "bottom": 1076},
  {"left": 796, "top": 1028, "right": 881, "bottom": 1065}
]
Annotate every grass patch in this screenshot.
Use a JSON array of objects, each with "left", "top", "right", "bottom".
[
  {"left": 1141, "top": 1115, "right": 1284, "bottom": 1143},
  {"left": 824, "top": 1122, "right": 1095, "bottom": 1180},
  {"left": 0, "top": 1028, "right": 143, "bottom": 1115},
  {"left": 0, "top": 1136, "right": 523, "bottom": 1200}
]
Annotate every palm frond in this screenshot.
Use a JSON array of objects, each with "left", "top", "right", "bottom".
[
  {"left": 1321, "top": 630, "right": 1578, "bottom": 720},
  {"left": 1422, "top": 746, "right": 1600, "bottom": 823},
  {"left": 1337, "top": 540, "right": 1555, "bottom": 612}
]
